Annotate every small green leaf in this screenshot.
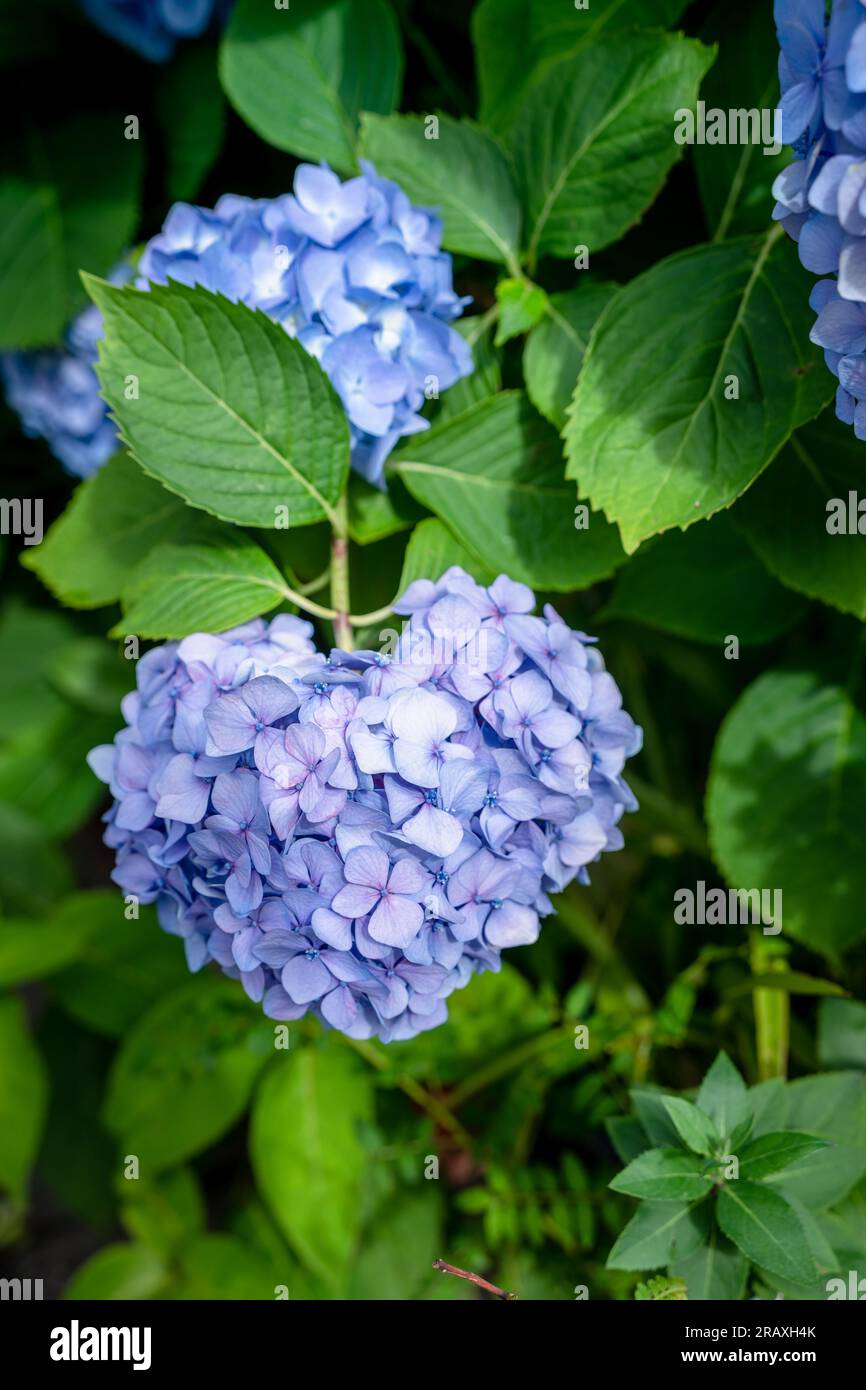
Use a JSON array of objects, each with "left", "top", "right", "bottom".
[
  {"left": 673, "top": 1228, "right": 748, "bottom": 1301},
  {"left": 662, "top": 1097, "right": 720, "bottom": 1157},
  {"left": 607, "top": 1200, "right": 708, "bottom": 1271},
  {"left": 739, "top": 1132, "right": 830, "bottom": 1181},
  {"left": 523, "top": 282, "right": 616, "bottom": 429},
  {"left": 65, "top": 1244, "right": 168, "bottom": 1301},
  {"left": 697, "top": 1051, "right": 748, "bottom": 1139},
  {"left": 494, "top": 277, "right": 548, "bottom": 345},
  {"left": 610, "top": 1148, "right": 714, "bottom": 1203}
]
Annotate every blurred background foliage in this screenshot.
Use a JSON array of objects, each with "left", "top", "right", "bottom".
[{"left": 1, "top": 0, "right": 865, "bottom": 1301}]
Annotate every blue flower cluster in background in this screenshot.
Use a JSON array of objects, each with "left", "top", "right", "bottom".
[
  {"left": 1, "top": 163, "right": 471, "bottom": 485},
  {"left": 89, "top": 568, "right": 641, "bottom": 1042},
  {"left": 774, "top": 0, "right": 866, "bottom": 437},
  {"left": 81, "top": 0, "right": 228, "bottom": 62}
]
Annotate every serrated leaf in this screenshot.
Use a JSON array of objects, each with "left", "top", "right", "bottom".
[
  {"left": 523, "top": 281, "right": 616, "bottom": 429},
  {"left": 250, "top": 1042, "right": 373, "bottom": 1292},
  {"left": 610, "top": 1148, "right": 714, "bottom": 1202},
  {"left": 697, "top": 1052, "right": 748, "bottom": 1140},
  {"left": 473, "top": 0, "right": 691, "bottom": 135},
  {"left": 391, "top": 392, "right": 626, "bottom": 590},
  {"left": 716, "top": 1180, "right": 817, "bottom": 1284},
  {"left": 117, "top": 535, "right": 292, "bottom": 639},
  {"left": 706, "top": 668, "right": 866, "bottom": 959},
  {"left": 509, "top": 32, "right": 714, "bottom": 264},
  {"left": 220, "top": 0, "right": 402, "bottom": 171},
  {"left": 566, "top": 231, "right": 834, "bottom": 553},
  {"left": 359, "top": 112, "right": 521, "bottom": 268},
  {"left": 85, "top": 276, "right": 349, "bottom": 529}
]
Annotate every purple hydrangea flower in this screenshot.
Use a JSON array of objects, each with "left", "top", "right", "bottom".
[
  {"left": 89, "top": 572, "right": 641, "bottom": 1042},
  {"left": 3, "top": 164, "right": 471, "bottom": 483}
]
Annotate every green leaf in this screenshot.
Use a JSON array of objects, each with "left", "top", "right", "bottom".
[
  {"left": 610, "top": 1148, "right": 714, "bottom": 1202},
  {"left": 0, "top": 899, "right": 95, "bottom": 987},
  {"left": 607, "top": 1200, "right": 708, "bottom": 1271},
  {"left": 673, "top": 1228, "right": 748, "bottom": 1300},
  {"left": 494, "top": 277, "right": 548, "bottom": 345},
  {"left": 734, "top": 411, "right": 866, "bottom": 620},
  {"left": 104, "top": 977, "right": 271, "bottom": 1173},
  {"left": 739, "top": 1132, "right": 829, "bottom": 1181},
  {"left": 359, "top": 112, "right": 521, "bottom": 268},
  {"left": 606, "top": 1115, "right": 651, "bottom": 1165},
  {"left": 65, "top": 1244, "right": 168, "bottom": 1301},
  {"left": 120, "top": 1168, "right": 205, "bottom": 1259},
  {"left": 473, "top": 0, "right": 691, "bottom": 135},
  {"left": 397, "top": 518, "right": 495, "bottom": 599},
  {"left": 156, "top": 43, "right": 225, "bottom": 203},
  {"left": 716, "top": 1180, "right": 817, "bottom": 1284},
  {"left": 174, "top": 1233, "right": 279, "bottom": 1300},
  {"left": 0, "top": 114, "right": 141, "bottom": 348},
  {"left": 565, "top": 231, "right": 834, "bottom": 553},
  {"left": 86, "top": 276, "right": 350, "bottom": 529},
  {"left": 220, "top": 0, "right": 402, "bottom": 170},
  {"left": 438, "top": 315, "right": 502, "bottom": 423},
  {"left": 0, "top": 804, "right": 72, "bottom": 916},
  {"left": 0, "top": 994, "right": 47, "bottom": 1200},
  {"left": 51, "top": 893, "right": 188, "bottom": 1037},
  {"left": 347, "top": 473, "right": 424, "bottom": 546},
  {"left": 509, "top": 33, "right": 714, "bottom": 265},
  {"left": 22, "top": 454, "right": 216, "bottom": 610},
  {"left": 706, "top": 668, "right": 866, "bottom": 959},
  {"left": 662, "top": 1097, "right": 720, "bottom": 1157},
  {"left": 523, "top": 281, "right": 617, "bottom": 429},
  {"left": 37, "top": 1013, "right": 116, "bottom": 1230},
  {"left": 600, "top": 515, "right": 806, "bottom": 645},
  {"left": 391, "top": 392, "right": 626, "bottom": 590},
  {"left": 769, "top": 1073, "right": 866, "bottom": 1210},
  {"left": 696, "top": 1051, "right": 748, "bottom": 1140},
  {"left": 348, "top": 1190, "right": 442, "bottom": 1300},
  {"left": 250, "top": 1041, "right": 374, "bottom": 1292},
  {"left": 818, "top": 998, "right": 866, "bottom": 1070},
  {"left": 116, "top": 534, "right": 292, "bottom": 640},
  {"left": 694, "top": 1, "right": 788, "bottom": 240},
  {"left": 745, "top": 1078, "right": 789, "bottom": 1139},
  {"left": 630, "top": 1088, "right": 682, "bottom": 1148}
]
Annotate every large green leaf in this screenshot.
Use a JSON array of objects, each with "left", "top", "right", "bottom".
[
  {"left": 220, "top": 0, "right": 402, "bottom": 171},
  {"left": 672, "top": 1229, "right": 748, "bottom": 1300},
  {"left": 706, "top": 668, "right": 866, "bottom": 959},
  {"left": 391, "top": 392, "right": 626, "bottom": 590},
  {"left": 473, "top": 0, "right": 691, "bottom": 135},
  {"left": 86, "top": 276, "right": 350, "bottom": 529},
  {"left": 23, "top": 453, "right": 219, "bottom": 610},
  {"left": 509, "top": 32, "right": 714, "bottom": 265},
  {"left": 716, "top": 1180, "right": 817, "bottom": 1285},
  {"left": 250, "top": 1041, "right": 374, "bottom": 1292},
  {"left": 0, "top": 114, "right": 141, "bottom": 348},
  {"left": 734, "top": 412, "right": 866, "bottom": 620},
  {"left": 768, "top": 1073, "right": 866, "bottom": 1210},
  {"left": 104, "top": 978, "right": 271, "bottom": 1172},
  {"left": 117, "top": 534, "right": 293, "bottom": 639},
  {"left": 359, "top": 112, "right": 521, "bottom": 268},
  {"left": 695, "top": 1, "right": 788, "bottom": 239},
  {"left": 0, "top": 994, "right": 47, "bottom": 1200},
  {"left": 739, "top": 1133, "right": 829, "bottom": 1181},
  {"left": 600, "top": 514, "right": 806, "bottom": 644},
  {"left": 566, "top": 231, "right": 835, "bottom": 553},
  {"left": 523, "top": 282, "right": 617, "bottom": 429}
]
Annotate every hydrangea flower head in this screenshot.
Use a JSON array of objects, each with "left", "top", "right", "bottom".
[
  {"left": 89, "top": 569, "right": 641, "bottom": 1042},
  {"left": 3, "top": 163, "right": 471, "bottom": 484},
  {"left": 81, "top": 0, "right": 229, "bottom": 62}
]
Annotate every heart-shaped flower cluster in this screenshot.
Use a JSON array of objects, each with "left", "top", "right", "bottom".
[{"left": 89, "top": 568, "right": 642, "bottom": 1041}]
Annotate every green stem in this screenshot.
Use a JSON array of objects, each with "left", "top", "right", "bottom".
[
  {"left": 750, "top": 931, "right": 789, "bottom": 1080},
  {"left": 331, "top": 492, "right": 352, "bottom": 651}
]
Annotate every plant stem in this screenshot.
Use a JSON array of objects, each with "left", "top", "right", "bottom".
[
  {"left": 331, "top": 492, "right": 352, "bottom": 651},
  {"left": 750, "top": 931, "right": 789, "bottom": 1080},
  {"left": 432, "top": 1259, "right": 517, "bottom": 1301}
]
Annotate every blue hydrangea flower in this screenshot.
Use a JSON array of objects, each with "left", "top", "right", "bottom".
[
  {"left": 3, "top": 163, "right": 471, "bottom": 485},
  {"left": 81, "top": 0, "right": 229, "bottom": 62},
  {"left": 89, "top": 568, "right": 642, "bottom": 1042},
  {"left": 775, "top": 0, "right": 866, "bottom": 434}
]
